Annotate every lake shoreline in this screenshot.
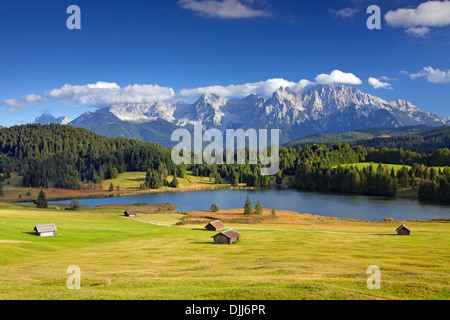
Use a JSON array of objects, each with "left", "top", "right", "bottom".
[
  {"left": 9, "top": 184, "right": 260, "bottom": 203},
  {"left": 44, "top": 188, "right": 450, "bottom": 222}
]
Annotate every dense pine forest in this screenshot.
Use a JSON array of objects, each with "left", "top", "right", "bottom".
[
  {"left": 286, "top": 126, "right": 450, "bottom": 154},
  {"left": 0, "top": 124, "right": 176, "bottom": 189},
  {"left": 186, "top": 143, "right": 450, "bottom": 202},
  {"left": 354, "top": 126, "right": 450, "bottom": 154},
  {"left": 0, "top": 124, "right": 449, "bottom": 203}
]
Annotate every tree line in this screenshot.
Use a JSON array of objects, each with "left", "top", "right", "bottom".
[
  {"left": 0, "top": 124, "right": 176, "bottom": 189},
  {"left": 187, "top": 143, "right": 450, "bottom": 202},
  {"left": 0, "top": 124, "right": 449, "bottom": 203}
]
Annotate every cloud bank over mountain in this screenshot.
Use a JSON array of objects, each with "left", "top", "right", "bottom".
[{"left": 1, "top": 70, "right": 364, "bottom": 112}]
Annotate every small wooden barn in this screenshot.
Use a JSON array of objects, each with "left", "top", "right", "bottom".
[
  {"left": 212, "top": 229, "right": 241, "bottom": 244},
  {"left": 124, "top": 210, "right": 137, "bottom": 217},
  {"left": 396, "top": 224, "right": 411, "bottom": 235},
  {"left": 34, "top": 224, "right": 57, "bottom": 237},
  {"left": 205, "top": 220, "right": 224, "bottom": 231}
]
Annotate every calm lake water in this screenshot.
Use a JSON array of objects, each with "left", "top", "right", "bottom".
[{"left": 51, "top": 188, "right": 450, "bottom": 221}]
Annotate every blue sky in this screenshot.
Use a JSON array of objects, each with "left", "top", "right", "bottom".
[{"left": 1, "top": 0, "right": 450, "bottom": 126}]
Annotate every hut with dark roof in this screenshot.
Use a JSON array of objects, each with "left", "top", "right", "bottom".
[
  {"left": 124, "top": 210, "right": 137, "bottom": 217},
  {"left": 205, "top": 220, "right": 224, "bottom": 231},
  {"left": 34, "top": 224, "right": 57, "bottom": 237},
  {"left": 211, "top": 229, "right": 241, "bottom": 244},
  {"left": 396, "top": 224, "right": 411, "bottom": 235}
]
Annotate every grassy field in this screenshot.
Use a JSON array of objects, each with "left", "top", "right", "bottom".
[
  {"left": 101, "top": 171, "right": 236, "bottom": 190},
  {"left": 0, "top": 202, "right": 449, "bottom": 300},
  {"left": 0, "top": 171, "right": 246, "bottom": 203}
]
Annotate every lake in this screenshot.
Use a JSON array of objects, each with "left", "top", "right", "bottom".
[{"left": 51, "top": 188, "right": 450, "bottom": 221}]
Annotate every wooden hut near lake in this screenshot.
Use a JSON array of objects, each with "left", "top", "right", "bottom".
[
  {"left": 396, "top": 224, "right": 411, "bottom": 235},
  {"left": 124, "top": 210, "right": 137, "bottom": 217},
  {"left": 34, "top": 224, "right": 57, "bottom": 237},
  {"left": 212, "top": 229, "right": 241, "bottom": 244},
  {"left": 205, "top": 220, "right": 224, "bottom": 231}
]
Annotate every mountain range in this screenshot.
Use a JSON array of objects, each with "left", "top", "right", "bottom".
[
  {"left": 35, "top": 85, "right": 449, "bottom": 147},
  {"left": 35, "top": 113, "right": 72, "bottom": 125}
]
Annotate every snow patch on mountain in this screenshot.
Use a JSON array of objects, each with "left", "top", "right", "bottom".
[
  {"left": 35, "top": 113, "right": 72, "bottom": 125},
  {"left": 69, "top": 85, "right": 449, "bottom": 143}
]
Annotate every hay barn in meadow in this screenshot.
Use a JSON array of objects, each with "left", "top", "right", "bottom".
[
  {"left": 124, "top": 210, "right": 137, "bottom": 217},
  {"left": 212, "top": 229, "right": 241, "bottom": 244},
  {"left": 396, "top": 224, "right": 411, "bottom": 235},
  {"left": 34, "top": 224, "right": 57, "bottom": 237},
  {"left": 205, "top": 220, "right": 224, "bottom": 231}
]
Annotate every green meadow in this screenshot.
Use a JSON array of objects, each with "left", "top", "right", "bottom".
[
  {"left": 0, "top": 202, "right": 449, "bottom": 300},
  {"left": 102, "top": 171, "right": 234, "bottom": 190}
]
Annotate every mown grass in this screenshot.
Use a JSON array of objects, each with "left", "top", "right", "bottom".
[
  {"left": 102, "top": 171, "right": 236, "bottom": 191},
  {"left": 0, "top": 203, "right": 449, "bottom": 300},
  {"left": 1, "top": 170, "right": 241, "bottom": 204}
]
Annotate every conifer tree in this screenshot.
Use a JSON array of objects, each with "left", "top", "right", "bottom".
[
  {"left": 170, "top": 175, "right": 179, "bottom": 188},
  {"left": 36, "top": 190, "right": 48, "bottom": 208},
  {"left": 244, "top": 195, "right": 253, "bottom": 214},
  {"left": 255, "top": 200, "right": 263, "bottom": 215}
]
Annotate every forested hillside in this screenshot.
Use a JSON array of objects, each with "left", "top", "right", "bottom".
[
  {"left": 284, "top": 125, "right": 432, "bottom": 147},
  {"left": 285, "top": 125, "right": 450, "bottom": 154},
  {"left": 184, "top": 143, "right": 450, "bottom": 202},
  {"left": 353, "top": 126, "right": 450, "bottom": 153},
  {"left": 0, "top": 124, "right": 176, "bottom": 189}
]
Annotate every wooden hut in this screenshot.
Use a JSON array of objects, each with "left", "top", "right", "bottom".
[
  {"left": 212, "top": 229, "right": 241, "bottom": 244},
  {"left": 124, "top": 210, "right": 137, "bottom": 217},
  {"left": 34, "top": 224, "right": 57, "bottom": 237},
  {"left": 205, "top": 220, "right": 224, "bottom": 231},
  {"left": 396, "top": 224, "right": 411, "bottom": 235}
]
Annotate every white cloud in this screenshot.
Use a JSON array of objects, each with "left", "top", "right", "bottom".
[
  {"left": 47, "top": 81, "right": 175, "bottom": 107},
  {"left": 405, "top": 26, "right": 431, "bottom": 37},
  {"left": 177, "top": 0, "right": 270, "bottom": 19},
  {"left": 1, "top": 72, "right": 367, "bottom": 113},
  {"left": 330, "top": 7, "right": 360, "bottom": 18},
  {"left": 381, "top": 76, "right": 396, "bottom": 80},
  {"left": 25, "top": 94, "right": 47, "bottom": 103},
  {"left": 385, "top": 1, "right": 450, "bottom": 36},
  {"left": 368, "top": 77, "right": 393, "bottom": 89},
  {"left": 0, "top": 99, "right": 28, "bottom": 113},
  {"left": 0, "top": 81, "right": 176, "bottom": 111},
  {"left": 410, "top": 66, "right": 450, "bottom": 83},
  {"left": 177, "top": 78, "right": 313, "bottom": 100},
  {"left": 1, "top": 95, "right": 46, "bottom": 112},
  {"left": 315, "top": 70, "right": 363, "bottom": 85}
]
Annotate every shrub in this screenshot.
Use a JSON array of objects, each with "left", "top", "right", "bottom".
[
  {"left": 70, "top": 199, "right": 80, "bottom": 210},
  {"left": 169, "top": 175, "right": 179, "bottom": 188}
]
